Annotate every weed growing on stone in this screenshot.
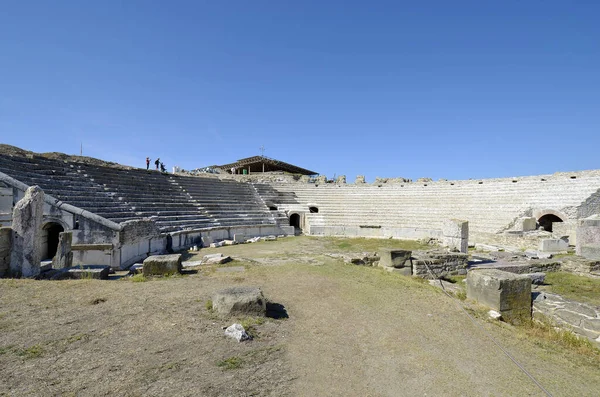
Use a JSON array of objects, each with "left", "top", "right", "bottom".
[{"left": 205, "top": 300, "right": 213, "bottom": 312}]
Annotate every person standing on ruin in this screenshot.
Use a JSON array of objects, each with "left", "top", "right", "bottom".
[
  {"left": 160, "top": 162, "right": 166, "bottom": 173},
  {"left": 146, "top": 157, "right": 150, "bottom": 170},
  {"left": 155, "top": 158, "right": 160, "bottom": 170}
]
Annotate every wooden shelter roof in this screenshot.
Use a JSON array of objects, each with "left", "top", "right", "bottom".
[{"left": 217, "top": 156, "right": 317, "bottom": 175}]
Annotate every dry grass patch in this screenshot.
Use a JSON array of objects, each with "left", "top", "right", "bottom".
[{"left": 543, "top": 272, "right": 600, "bottom": 306}]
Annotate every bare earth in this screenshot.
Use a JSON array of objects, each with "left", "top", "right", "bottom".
[{"left": 1, "top": 236, "right": 599, "bottom": 396}]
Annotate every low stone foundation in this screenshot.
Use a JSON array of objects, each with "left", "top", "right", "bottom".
[
  {"left": 143, "top": 254, "right": 182, "bottom": 276},
  {"left": 412, "top": 251, "right": 468, "bottom": 279}
]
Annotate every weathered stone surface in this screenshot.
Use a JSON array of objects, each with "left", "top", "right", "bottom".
[
  {"left": 263, "top": 235, "right": 277, "bottom": 241},
  {"left": 539, "top": 238, "right": 568, "bottom": 252},
  {"left": 52, "top": 231, "right": 73, "bottom": 269},
  {"left": 142, "top": 254, "right": 182, "bottom": 276},
  {"left": 224, "top": 323, "right": 251, "bottom": 342},
  {"left": 212, "top": 286, "right": 266, "bottom": 316},
  {"left": 412, "top": 251, "right": 468, "bottom": 279},
  {"left": 128, "top": 263, "right": 143, "bottom": 274},
  {"left": 516, "top": 217, "right": 537, "bottom": 232},
  {"left": 223, "top": 239, "right": 237, "bottom": 246},
  {"left": 467, "top": 269, "right": 532, "bottom": 324},
  {"left": 10, "top": 186, "right": 44, "bottom": 278},
  {"left": 210, "top": 241, "right": 225, "bottom": 248},
  {"left": 315, "top": 175, "right": 327, "bottom": 184},
  {"left": 355, "top": 175, "right": 366, "bottom": 184},
  {"left": 0, "top": 227, "right": 12, "bottom": 277},
  {"left": 379, "top": 249, "right": 411, "bottom": 269},
  {"left": 336, "top": 175, "right": 346, "bottom": 184},
  {"left": 524, "top": 272, "right": 546, "bottom": 285},
  {"left": 381, "top": 266, "right": 412, "bottom": 276}
]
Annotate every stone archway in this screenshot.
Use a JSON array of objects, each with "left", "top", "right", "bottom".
[
  {"left": 41, "top": 222, "right": 64, "bottom": 260},
  {"left": 537, "top": 213, "right": 564, "bottom": 232},
  {"left": 289, "top": 213, "right": 301, "bottom": 233}
]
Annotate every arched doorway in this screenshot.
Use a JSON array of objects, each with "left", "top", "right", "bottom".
[
  {"left": 289, "top": 213, "right": 301, "bottom": 231},
  {"left": 538, "top": 214, "right": 563, "bottom": 232},
  {"left": 42, "top": 222, "right": 64, "bottom": 260}
]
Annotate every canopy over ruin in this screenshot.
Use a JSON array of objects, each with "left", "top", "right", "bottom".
[{"left": 217, "top": 156, "right": 318, "bottom": 175}]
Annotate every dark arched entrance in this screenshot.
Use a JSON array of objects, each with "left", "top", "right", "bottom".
[
  {"left": 538, "top": 214, "right": 563, "bottom": 232},
  {"left": 289, "top": 213, "right": 301, "bottom": 230},
  {"left": 43, "top": 223, "right": 64, "bottom": 260}
]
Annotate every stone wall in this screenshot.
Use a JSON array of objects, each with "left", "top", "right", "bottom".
[
  {"left": 411, "top": 251, "right": 468, "bottom": 279},
  {"left": 0, "top": 227, "right": 11, "bottom": 277}
]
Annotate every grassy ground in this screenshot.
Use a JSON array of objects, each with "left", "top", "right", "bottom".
[
  {"left": 541, "top": 272, "right": 600, "bottom": 306},
  {"left": 1, "top": 236, "right": 599, "bottom": 396}
]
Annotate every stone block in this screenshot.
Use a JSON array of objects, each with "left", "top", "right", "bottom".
[
  {"left": 378, "top": 249, "right": 412, "bottom": 269},
  {"left": 202, "top": 253, "right": 232, "bottom": 265},
  {"left": 10, "top": 186, "right": 44, "bottom": 278},
  {"left": 52, "top": 231, "right": 73, "bottom": 269},
  {"left": 212, "top": 286, "right": 266, "bottom": 316},
  {"left": 515, "top": 217, "right": 537, "bottom": 232},
  {"left": 467, "top": 269, "right": 532, "bottom": 324},
  {"left": 576, "top": 218, "right": 600, "bottom": 259},
  {"left": 539, "top": 239, "right": 568, "bottom": 252},
  {"left": 233, "top": 234, "right": 246, "bottom": 243},
  {"left": 142, "top": 254, "right": 182, "bottom": 276},
  {"left": 442, "top": 219, "right": 468, "bottom": 238}
]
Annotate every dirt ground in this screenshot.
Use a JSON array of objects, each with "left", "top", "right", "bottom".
[{"left": 1, "top": 236, "right": 599, "bottom": 396}]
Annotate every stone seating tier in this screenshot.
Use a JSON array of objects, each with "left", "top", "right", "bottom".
[
  {"left": 265, "top": 176, "right": 600, "bottom": 234},
  {"left": 0, "top": 153, "right": 285, "bottom": 232}
]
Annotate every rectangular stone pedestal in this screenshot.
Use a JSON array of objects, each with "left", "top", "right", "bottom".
[{"left": 467, "top": 269, "right": 532, "bottom": 324}]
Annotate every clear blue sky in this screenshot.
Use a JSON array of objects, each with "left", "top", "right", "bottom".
[{"left": 1, "top": 1, "right": 598, "bottom": 182}]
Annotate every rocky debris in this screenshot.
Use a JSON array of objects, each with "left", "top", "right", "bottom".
[
  {"left": 328, "top": 252, "right": 379, "bottom": 266},
  {"left": 355, "top": 175, "right": 366, "bottom": 184},
  {"left": 524, "top": 250, "right": 553, "bottom": 260},
  {"left": 525, "top": 272, "right": 546, "bottom": 285},
  {"left": 488, "top": 310, "right": 502, "bottom": 320},
  {"left": 417, "top": 177, "right": 433, "bottom": 182},
  {"left": 224, "top": 323, "right": 251, "bottom": 342},
  {"left": 247, "top": 236, "right": 261, "bottom": 243},
  {"left": 263, "top": 235, "right": 277, "bottom": 241},
  {"left": 212, "top": 286, "right": 267, "bottom": 316},
  {"left": 210, "top": 241, "right": 225, "bottom": 248},
  {"left": 558, "top": 256, "right": 600, "bottom": 277},
  {"left": 336, "top": 175, "right": 346, "bottom": 184},
  {"left": 10, "top": 186, "right": 44, "bottom": 278},
  {"left": 223, "top": 240, "right": 237, "bottom": 246},
  {"left": 202, "top": 253, "right": 232, "bottom": 265},
  {"left": 143, "top": 254, "right": 182, "bottom": 276}
]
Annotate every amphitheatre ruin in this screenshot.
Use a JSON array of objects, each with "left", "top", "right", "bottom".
[{"left": 1, "top": 143, "right": 600, "bottom": 395}]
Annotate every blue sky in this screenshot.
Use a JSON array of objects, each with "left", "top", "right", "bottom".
[{"left": 1, "top": 1, "right": 598, "bottom": 182}]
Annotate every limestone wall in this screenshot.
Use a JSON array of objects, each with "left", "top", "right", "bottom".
[{"left": 259, "top": 170, "right": 600, "bottom": 242}]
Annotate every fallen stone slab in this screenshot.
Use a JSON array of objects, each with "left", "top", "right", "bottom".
[
  {"left": 224, "top": 240, "right": 237, "bottom": 246},
  {"left": 263, "top": 235, "right": 277, "bottom": 241},
  {"left": 182, "top": 260, "right": 203, "bottom": 268},
  {"left": 143, "top": 254, "right": 182, "bottom": 276},
  {"left": 210, "top": 241, "right": 225, "bottom": 248},
  {"left": 128, "top": 263, "right": 143, "bottom": 274},
  {"left": 213, "top": 286, "right": 266, "bottom": 316},
  {"left": 202, "top": 253, "right": 232, "bottom": 265},
  {"left": 52, "top": 265, "right": 111, "bottom": 280},
  {"left": 224, "top": 323, "right": 251, "bottom": 342},
  {"left": 247, "top": 237, "right": 261, "bottom": 243}
]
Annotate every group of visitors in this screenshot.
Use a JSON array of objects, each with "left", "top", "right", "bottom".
[{"left": 146, "top": 157, "right": 166, "bottom": 172}]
